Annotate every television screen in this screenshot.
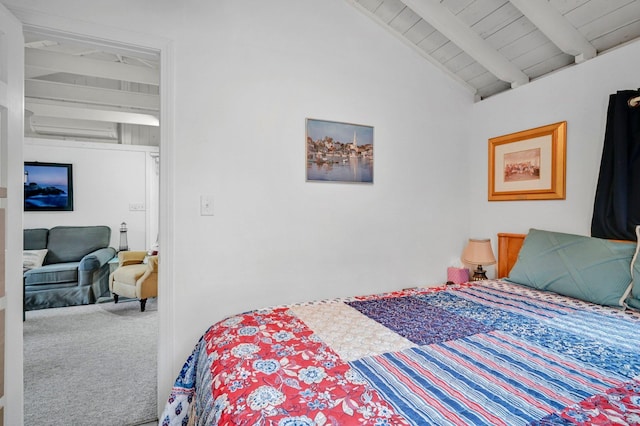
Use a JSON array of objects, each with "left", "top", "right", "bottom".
[{"left": 24, "top": 162, "right": 74, "bottom": 211}]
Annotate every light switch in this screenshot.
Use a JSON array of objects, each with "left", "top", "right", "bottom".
[
  {"left": 129, "top": 202, "right": 145, "bottom": 211},
  {"left": 200, "top": 195, "right": 214, "bottom": 216}
]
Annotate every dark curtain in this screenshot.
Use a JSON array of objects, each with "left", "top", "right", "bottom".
[{"left": 591, "top": 90, "right": 640, "bottom": 241}]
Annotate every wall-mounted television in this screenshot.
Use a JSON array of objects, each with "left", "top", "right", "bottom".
[{"left": 24, "top": 162, "right": 74, "bottom": 211}]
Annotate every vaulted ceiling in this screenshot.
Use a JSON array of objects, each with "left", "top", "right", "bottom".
[
  {"left": 348, "top": 0, "right": 640, "bottom": 99},
  {"left": 22, "top": 1, "right": 640, "bottom": 142}
]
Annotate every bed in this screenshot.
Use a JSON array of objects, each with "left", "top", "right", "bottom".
[{"left": 161, "top": 228, "right": 640, "bottom": 425}]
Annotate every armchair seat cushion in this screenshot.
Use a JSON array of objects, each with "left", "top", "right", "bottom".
[
  {"left": 24, "top": 262, "right": 80, "bottom": 286},
  {"left": 112, "top": 264, "right": 148, "bottom": 285}
]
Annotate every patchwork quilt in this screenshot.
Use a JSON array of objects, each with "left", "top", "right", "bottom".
[{"left": 161, "top": 281, "right": 640, "bottom": 425}]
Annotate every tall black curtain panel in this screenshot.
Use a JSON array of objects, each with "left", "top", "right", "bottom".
[{"left": 591, "top": 90, "right": 640, "bottom": 241}]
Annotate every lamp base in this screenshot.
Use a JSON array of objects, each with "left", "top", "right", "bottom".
[{"left": 471, "top": 265, "right": 487, "bottom": 281}]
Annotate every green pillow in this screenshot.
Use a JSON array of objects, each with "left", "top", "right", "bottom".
[
  {"left": 506, "top": 228, "right": 635, "bottom": 307},
  {"left": 625, "top": 225, "right": 640, "bottom": 310}
]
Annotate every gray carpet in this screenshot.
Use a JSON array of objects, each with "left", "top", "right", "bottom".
[{"left": 24, "top": 298, "right": 158, "bottom": 426}]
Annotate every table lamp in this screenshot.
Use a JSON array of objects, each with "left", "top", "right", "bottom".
[{"left": 461, "top": 238, "right": 496, "bottom": 281}]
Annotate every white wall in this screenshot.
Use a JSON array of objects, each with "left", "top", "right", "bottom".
[
  {"left": 469, "top": 39, "right": 640, "bottom": 246},
  {"left": 170, "top": 0, "right": 476, "bottom": 363},
  {"left": 24, "top": 138, "right": 159, "bottom": 250},
  {"left": 6, "top": 0, "right": 475, "bottom": 384},
  {"left": 10, "top": 0, "right": 640, "bottom": 420}
]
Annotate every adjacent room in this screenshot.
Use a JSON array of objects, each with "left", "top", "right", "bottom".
[
  {"left": 20, "top": 29, "right": 161, "bottom": 425},
  {"left": 1, "top": 0, "right": 640, "bottom": 425}
]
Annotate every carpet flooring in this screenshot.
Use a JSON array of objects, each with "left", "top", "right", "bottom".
[{"left": 24, "top": 298, "right": 158, "bottom": 426}]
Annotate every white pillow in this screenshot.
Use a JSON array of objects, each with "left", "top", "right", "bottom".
[
  {"left": 623, "top": 225, "right": 640, "bottom": 310},
  {"left": 23, "top": 249, "right": 48, "bottom": 271}
]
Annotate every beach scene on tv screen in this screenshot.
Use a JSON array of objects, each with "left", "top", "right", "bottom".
[{"left": 24, "top": 164, "right": 70, "bottom": 209}]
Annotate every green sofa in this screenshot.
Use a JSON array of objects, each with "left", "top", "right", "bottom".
[{"left": 24, "top": 226, "right": 116, "bottom": 311}]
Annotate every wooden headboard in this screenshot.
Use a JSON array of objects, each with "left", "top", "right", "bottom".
[{"left": 497, "top": 233, "right": 526, "bottom": 278}]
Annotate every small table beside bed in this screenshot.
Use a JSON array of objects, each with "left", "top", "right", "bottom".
[{"left": 162, "top": 228, "right": 640, "bottom": 426}]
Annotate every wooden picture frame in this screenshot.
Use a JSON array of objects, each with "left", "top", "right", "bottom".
[{"left": 488, "top": 121, "right": 566, "bottom": 201}]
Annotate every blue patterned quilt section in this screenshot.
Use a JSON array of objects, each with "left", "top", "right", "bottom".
[{"left": 348, "top": 283, "right": 640, "bottom": 425}]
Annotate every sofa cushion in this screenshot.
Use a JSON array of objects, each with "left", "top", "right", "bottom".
[
  {"left": 23, "top": 249, "right": 48, "bottom": 271},
  {"left": 24, "top": 262, "right": 80, "bottom": 286},
  {"left": 46, "top": 226, "right": 111, "bottom": 264},
  {"left": 24, "top": 228, "right": 48, "bottom": 250}
]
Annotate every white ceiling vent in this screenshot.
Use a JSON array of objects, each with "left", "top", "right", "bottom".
[{"left": 28, "top": 115, "right": 118, "bottom": 140}]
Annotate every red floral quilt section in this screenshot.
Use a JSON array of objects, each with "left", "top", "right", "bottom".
[
  {"left": 532, "top": 380, "right": 640, "bottom": 425},
  {"left": 201, "top": 306, "right": 410, "bottom": 425}
]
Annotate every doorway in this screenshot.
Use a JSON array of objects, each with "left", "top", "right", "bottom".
[
  {"left": 22, "top": 31, "right": 161, "bottom": 423},
  {"left": 5, "top": 7, "right": 175, "bottom": 424}
]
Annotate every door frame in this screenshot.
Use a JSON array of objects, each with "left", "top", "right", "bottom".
[
  {"left": 6, "top": 6, "right": 176, "bottom": 420},
  {"left": 0, "top": 3, "right": 24, "bottom": 424}
]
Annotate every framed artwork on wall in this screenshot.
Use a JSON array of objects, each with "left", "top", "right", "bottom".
[
  {"left": 306, "top": 118, "right": 374, "bottom": 184},
  {"left": 488, "top": 121, "right": 566, "bottom": 201},
  {"left": 24, "top": 162, "right": 74, "bottom": 211}
]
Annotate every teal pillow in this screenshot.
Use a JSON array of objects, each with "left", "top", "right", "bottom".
[
  {"left": 506, "top": 228, "right": 635, "bottom": 307},
  {"left": 625, "top": 225, "right": 640, "bottom": 310}
]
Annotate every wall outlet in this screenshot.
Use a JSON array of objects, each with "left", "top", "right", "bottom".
[
  {"left": 129, "top": 202, "right": 146, "bottom": 211},
  {"left": 200, "top": 195, "right": 214, "bottom": 216}
]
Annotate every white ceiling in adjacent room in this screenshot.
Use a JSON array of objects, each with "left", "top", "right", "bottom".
[{"left": 23, "top": 29, "right": 160, "bottom": 144}]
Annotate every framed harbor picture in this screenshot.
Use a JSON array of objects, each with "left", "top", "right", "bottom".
[
  {"left": 488, "top": 121, "right": 566, "bottom": 201},
  {"left": 306, "top": 118, "right": 373, "bottom": 183}
]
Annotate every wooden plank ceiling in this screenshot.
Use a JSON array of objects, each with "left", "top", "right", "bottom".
[{"left": 348, "top": 0, "right": 640, "bottom": 99}]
